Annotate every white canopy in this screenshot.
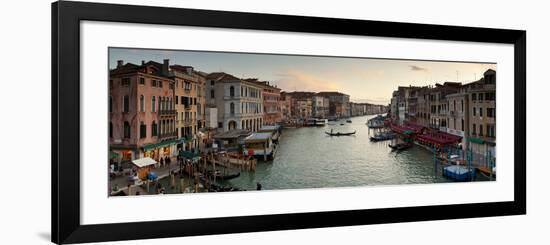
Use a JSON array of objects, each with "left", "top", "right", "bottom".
[{"left": 131, "top": 157, "right": 157, "bottom": 168}]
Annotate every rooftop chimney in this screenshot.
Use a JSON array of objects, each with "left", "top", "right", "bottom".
[
  {"left": 141, "top": 60, "right": 145, "bottom": 65},
  {"left": 162, "top": 59, "right": 169, "bottom": 76},
  {"left": 117, "top": 60, "right": 123, "bottom": 68}
]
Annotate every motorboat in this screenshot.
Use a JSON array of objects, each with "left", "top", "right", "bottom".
[
  {"left": 389, "top": 142, "right": 412, "bottom": 151},
  {"left": 370, "top": 132, "right": 395, "bottom": 142}
]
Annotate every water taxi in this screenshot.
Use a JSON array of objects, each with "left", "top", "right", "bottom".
[{"left": 306, "top": 118, "right": 328, "bottom": 126}]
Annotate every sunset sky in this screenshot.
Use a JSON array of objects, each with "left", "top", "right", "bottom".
[{"left": 109, "top": 48, "right": 496, "bottom": 105}]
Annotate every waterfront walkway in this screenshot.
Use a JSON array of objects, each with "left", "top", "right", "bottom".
[{"left": 109, "top": 157, "right": 179, "bottom": 193}]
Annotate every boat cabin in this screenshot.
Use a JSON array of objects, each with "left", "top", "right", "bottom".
[
  {"left": 258, "top": 125, "right": 282, "bottom": 143},
  {"left": 243, "top": 132, "right": 276, "bottom": 160},
  {"left": 213, "top": 129, "right": 252, "bottom": 151}
]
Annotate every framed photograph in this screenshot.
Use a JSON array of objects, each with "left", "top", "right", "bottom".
[{"left": 52, "top": 1, "right": 526, "bottom": 244}]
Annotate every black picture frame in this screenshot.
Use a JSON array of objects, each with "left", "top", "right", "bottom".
[{"left": 52, "top": 1, "right": 526, "bottom": 244}]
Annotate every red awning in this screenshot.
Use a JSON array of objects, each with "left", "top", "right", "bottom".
[
  {"left": 416, "top": 131, "right": 462, "bottom": 145},
  {"left": 389, "top": 121, "right": 425, "bottom": 134}
]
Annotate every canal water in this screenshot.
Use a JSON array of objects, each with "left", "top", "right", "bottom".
[{"left": 221, "top": 115, "right": 452, "bottom": 191}]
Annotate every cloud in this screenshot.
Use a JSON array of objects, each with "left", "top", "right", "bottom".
[
  {"left": 409, "top": 65, "right": 428, "bottom": 72},
  {"left": 273, "top": 70, "right": 341, "bottom": 92}
]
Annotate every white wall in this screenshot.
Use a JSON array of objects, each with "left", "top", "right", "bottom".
[{"left": 1, "top": 0, "right": 547, "bottom": 244}]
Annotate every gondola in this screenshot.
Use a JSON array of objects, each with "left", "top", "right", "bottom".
[
  {"left": 388, "top": 142, "right": 412, "bottom": 151},
  {"left": 325, "top": 131, "right": 356, "bottom": 136},
  {"left": 214, "top": 172, "right": 241, "bottom": 180},
  {"left": 208, "top": 183, "right": 242, "bottom": 192},
  {"left": 208, "top": 170, "right": 241, "bottom": 180}
]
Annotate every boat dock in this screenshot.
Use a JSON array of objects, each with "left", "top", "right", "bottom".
[{"left": 206, "top": 152, "right": 257, "bottom": 171}]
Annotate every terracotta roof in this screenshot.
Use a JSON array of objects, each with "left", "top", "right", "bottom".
[
  {"left": 246, "top": 79, "right": 281, "bottom": 90},
  {"left": 109, "top": 63, "right": 141, "bottom": 75},
  {"left": 143, "top": 60, "right": 163, "bottom": 70},
  {"left": 206, "top": 72, "right": 240, "bottom": 81},
  {"left": 110, "top": 60, "right": 167, "bottom": 78},
  {"left": 285, "top": 91, "right": 316, "bottom": 98},
  {"left": 170, "top": 65, "right": 193, "bottom": 71}
]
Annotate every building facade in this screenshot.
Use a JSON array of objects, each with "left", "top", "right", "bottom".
[
  {"left": 445, "top": 92, "right": 469, "bottom": 148},
  {"left": 171, "top": 64, "right": 206, "bottom": 152},
  {"left": 427, "top": 82, "right": 461, "bottom": 129},
  {"left": 279, "top": 92, "right": 292, "bottom": 122},
  {"left": 109, "top": 60, "right": 177, "bottom": 162},
  {"left": 464, "top": 69, "right": 496, "bottom": 160},
  {"left": 312, "top": 96, "right": 330, "bottom": 118},
  {"left": 285, "top": 92, "right": 315, "bottom": 120},
  {"left": 388, "top": 69, "right": 496, "bottom": 165},
  {"left": 317, "top": 91, "right": 351, "bottom": 118},
  {"left": 207, "top": 72, "right": 264, "bottom": 132},
  {"left": 254, "top": 80, "right": 282, "bottom": 125}
]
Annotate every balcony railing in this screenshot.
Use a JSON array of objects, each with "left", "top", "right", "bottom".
[
  {"left": 159, "top": 109, "right": 176, "bottom": 115},
  {"left": 159, "top": 131, "right": 177, "bottom": 138}
]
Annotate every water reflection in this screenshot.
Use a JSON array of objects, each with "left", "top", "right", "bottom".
[{"left": 222, "top": 115, "right": 451, "bottom": 190}]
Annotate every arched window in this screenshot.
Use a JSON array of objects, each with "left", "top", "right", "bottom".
[
  {"left": 109, "top": 96, "right": 112, "bottom": 113},
  {"left": 139, "top": 95, "right": 144, "bottom": 112},
  {"left": 230, "top": 86, "right": 235, "bottom": 97},
  {"left": 230, "top": 102, "right": 235, "bottom": 115},
  {"left": 151, "top": 121, "right": 157, "bottom": 136},
  {"left": 123, "top": 121, "right": 130, "bottom": 139},
  {"left": 197, "top": 103, "right": 201, "bottom": 116},
  {"left": 140, "top": 121, "right": 146, "bottom": 138},
  {"left": 159, "top": 97, "right": 162, "bottom": 111},
  {"left": 122, "top": 95, "right": 129, "bottom": 112},
  {"left": 151, "top": 96, "right": 156, "bottom": 112}
]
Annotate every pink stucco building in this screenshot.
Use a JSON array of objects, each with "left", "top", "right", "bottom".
[{"left": 109, "top": 59, "right": 177, "bottom": 162}]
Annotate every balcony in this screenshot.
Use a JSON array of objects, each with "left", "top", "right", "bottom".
[
  {"left": 159, "top": 131, "right": 177, "bottom": 138},
  {"left": 449, "top": 111, "right": 459, "bottom": 118},
  {"left": 159, "top": 109, "right": 176, "bottom": 115},
  {"left": 182, "top": 119, "right": 194, "bottom": 126}
]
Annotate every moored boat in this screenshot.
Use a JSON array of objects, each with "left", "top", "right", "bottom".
[
  {"left": 443, "top": 165, "right": 475, "bottom": 181},
  {"left": 389, "top": 142, "right": 412, "bottom": 151},
  {"left": 209, "top": 170, "right": 241, "bottom": 180},
  {"left": 306, "top": 118, "right": 328, "bottom": 126},
  {"left": 367, "top": 115, "right": 387, "bottom": 128},
  {"left": 315, "top": 118, "right": 328, "bottom": 126},
  {"left": 325, "top": 130, "right": 356, "bottom": 136},
  {"left": 243, "top": 132, "right": 277, "bottom": 160},
  {"left": 370, "top": 131, "right": 395, "bottom": 142}
]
